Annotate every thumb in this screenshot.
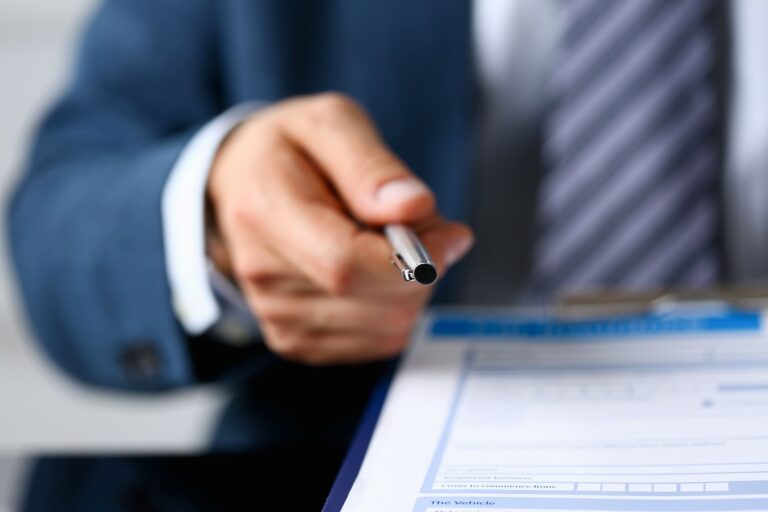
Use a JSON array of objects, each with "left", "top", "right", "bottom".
[
  {"left": 367, "top": 172, "right": 436, "bottom": 225},
  {"left": 278, "top": 93, "right": 436, "bottom": 225}
]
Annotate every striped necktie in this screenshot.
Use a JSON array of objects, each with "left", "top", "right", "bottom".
[{"left": 531, "top": 0, "right": 723, "bottom": 298}]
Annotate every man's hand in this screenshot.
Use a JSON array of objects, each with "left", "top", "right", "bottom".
[{"left": 207, "top": 93, "right": 473, "bottom": 365}]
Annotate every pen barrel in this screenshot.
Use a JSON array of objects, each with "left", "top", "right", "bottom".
[{"left": 384, "top": 224, "right": 437, "bottom": 285}]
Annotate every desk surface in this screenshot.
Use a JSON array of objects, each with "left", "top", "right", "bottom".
[
  {"left": 6, "top": 450, "right": 344, "bottom": 511},
  {"left": 324, "top": 368, "right": 393, "bottom": 512}
]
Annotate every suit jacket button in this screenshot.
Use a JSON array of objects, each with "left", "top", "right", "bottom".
[{"left": 120, "top": 343, "right": 161, "bottom": 382}]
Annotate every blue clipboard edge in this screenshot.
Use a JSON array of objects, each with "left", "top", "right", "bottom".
[{"left": 323, "top": 361, "right": 396, "bottom": 512}]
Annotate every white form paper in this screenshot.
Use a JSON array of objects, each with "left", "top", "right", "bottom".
[{"left": 341, "top": 309, "right": 768, "bottom": 512}]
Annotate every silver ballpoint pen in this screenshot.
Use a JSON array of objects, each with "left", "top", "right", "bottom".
[{"left": 384, "top": 223, "right": 438, "bottom": 285}]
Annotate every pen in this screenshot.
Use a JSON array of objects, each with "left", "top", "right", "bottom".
[{"left": 384, "top": 224, "right": 438, "bottom": 285}]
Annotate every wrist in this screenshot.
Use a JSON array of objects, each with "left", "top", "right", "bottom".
[{"left": 206, "top": 122, "right": 238, "bottom": 211}]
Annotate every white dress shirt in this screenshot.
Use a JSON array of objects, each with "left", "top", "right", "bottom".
[{"left": 163, "top": 0, "right": 768, "bottom": 338}]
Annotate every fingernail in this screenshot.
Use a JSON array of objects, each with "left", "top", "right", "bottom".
[
  {"left": 445, "top": 235, "right": 474, "bottom": 267},
  {"left": 376, "top": 179, "right": 430, "bottom": 206}
]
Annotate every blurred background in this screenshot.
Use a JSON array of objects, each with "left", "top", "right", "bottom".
[{"left": 0, "top": 1, "right": 225, "bottom": 509}]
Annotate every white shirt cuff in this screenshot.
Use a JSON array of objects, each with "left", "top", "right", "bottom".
[{"left": 162, "top": 102, "right": 262, "bottom": 335}]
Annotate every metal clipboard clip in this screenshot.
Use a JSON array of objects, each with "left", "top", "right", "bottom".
[{"left": 554, "top": 285, "right": 768, "bottom": 319}]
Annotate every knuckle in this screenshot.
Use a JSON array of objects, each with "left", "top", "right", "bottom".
[
  {"left": 230, "top": 259, "right": 253, "bottom": 284},
  {"left": 248, "top": 269, "right": 275, "bottom": 287},
  {"left": 351, "top": 149, "right": 400, "bottom": 183},
  {"left": 319, "top": 250, "right": 356, "bottom": 295},
  {"left": 381, "top": 334, "right": 409, "bottom": 357},
  {"left": 255, "top": 302, "right": 290, "bottom": 324},
  {"left": 265, "top": 328, "right": 308, "bottom": 360},
  {"left": 269, "top": 144, "right": 308, "bottom": 173},
  {"left": 226, "top": 201, "right": 261, "bottom": 233},
  {"left": 305, "top": 306, "right": 333, "bottom": 329},
  {"left": 314, "top": 92, "right": 362, "bottom": 117},
  {"left": 231, "top": 254, "right": 270, "bottom": 284}
]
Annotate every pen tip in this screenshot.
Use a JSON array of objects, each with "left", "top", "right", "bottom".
[{"left": 414, "top": 264, "right": 438, "bottom": 285}]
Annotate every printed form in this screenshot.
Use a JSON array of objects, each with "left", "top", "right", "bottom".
[{"left": 340, "top": 310, "right": 768, "bottom": 511}]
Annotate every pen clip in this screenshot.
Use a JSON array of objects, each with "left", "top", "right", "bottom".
[{"left": 391, "top": 253, "right": 415, "bottom": 282}]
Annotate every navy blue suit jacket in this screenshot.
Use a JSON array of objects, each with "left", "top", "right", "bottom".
[{"left": 9, "top": 0, "right": 473, "bottom": 446}]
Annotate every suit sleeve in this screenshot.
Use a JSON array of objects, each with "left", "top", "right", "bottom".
[{"left": 7, "top": 0, "right": 242, "bottom": 390}]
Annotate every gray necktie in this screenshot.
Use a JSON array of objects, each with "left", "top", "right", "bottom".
[{"left": 532, "top": 0, "right": 723, "bottom": 298}]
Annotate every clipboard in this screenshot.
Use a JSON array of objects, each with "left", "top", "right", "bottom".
[{"left": 322, "top": 295, "right": 768, "bottom": 512}]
